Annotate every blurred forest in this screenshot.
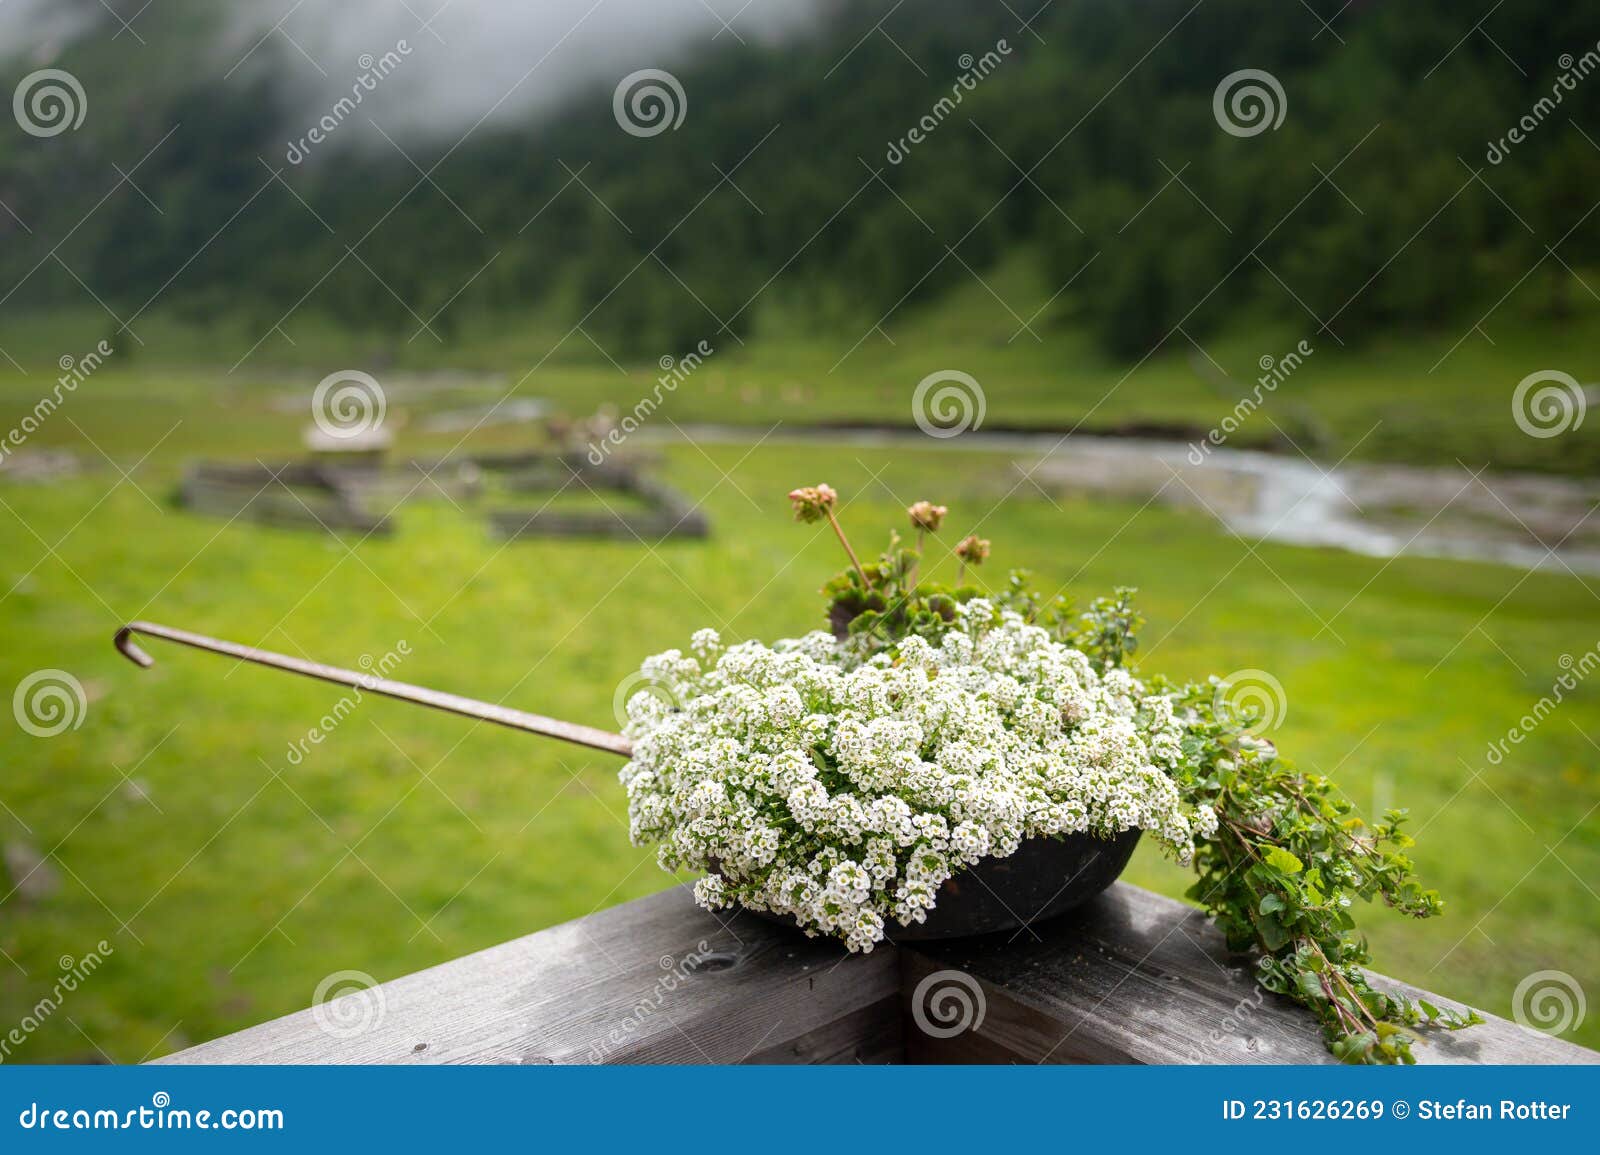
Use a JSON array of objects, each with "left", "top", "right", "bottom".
[{"left": 2, "top": 0, "right": 1597, "bottom": 358}]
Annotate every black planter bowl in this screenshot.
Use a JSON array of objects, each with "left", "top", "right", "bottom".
[{"left": 747, "top": 828, "right": 1142, "bottom": 943}]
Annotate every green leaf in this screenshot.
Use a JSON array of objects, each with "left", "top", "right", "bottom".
[
  {"left": 1256, "top": 913, "right": 1290, "bottom": 951},
  {"left": 1264, "top": 846, "right": 1304, "bottom": 875}
]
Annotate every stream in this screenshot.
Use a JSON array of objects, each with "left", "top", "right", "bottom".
[{"left": 646, "top": 424, "right": 1600, "bottom": 578}]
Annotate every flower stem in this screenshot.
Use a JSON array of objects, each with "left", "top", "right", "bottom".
[
  {"left": 906, "top": 528, "right": 925, "bottom": 589},
  {"left": 827, "top": 509, "right": 869, "bottom": 587}
]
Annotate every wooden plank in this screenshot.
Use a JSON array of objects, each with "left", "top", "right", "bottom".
[
  {"left": 158, "top": 879, "right": 1591, "bottom": 1066},
  {"left": 157, "top": 886, "right": 898, "bottom": 1065},
  {"left": 746, "top": 995, "right": 903, "bottom": 1064},
  {"left": 179, "top": 477, "right": 389, "bottom": 535},
  {"left": 901, "top": 882, "right": 1598, "bottom": 1065},
  {"left": 487, "top": 507, "right": 709, "bottom": 541}
]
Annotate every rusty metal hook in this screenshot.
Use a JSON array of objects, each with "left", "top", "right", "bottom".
[{"left": 114, "top": 620, "right": 633, "bottom": 758}]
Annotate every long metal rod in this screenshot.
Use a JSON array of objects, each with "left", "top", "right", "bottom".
[{"left": 114, "top": 620, "right": 634, "bottom": 758}]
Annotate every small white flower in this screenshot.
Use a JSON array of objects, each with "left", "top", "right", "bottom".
[
  {"left": 694, "top": 874, "right": 729, "bottom": 909},
  {"left": 621, "top": 604, "right": 1205, "bottom": 951}
]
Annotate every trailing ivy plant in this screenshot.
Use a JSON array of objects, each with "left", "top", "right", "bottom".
[{"left": 788, "top": 483, "right": 1482, "bottom": 1063}]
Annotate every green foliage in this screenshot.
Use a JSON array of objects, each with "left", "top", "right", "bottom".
[
  {"left": 821, "top": 533, "right": 977, "bottom": 654},
  {"left": 803, "top": 492, "right": 1483, "bottom": 1064},
  {"left": 1005, "top": 579, "right": 1146, "bottom": 675},
  {"left": 1163, "top": 682, "right": 1484, "bottom": 1063}
]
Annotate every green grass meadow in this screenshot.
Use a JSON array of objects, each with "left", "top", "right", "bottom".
[
  {"left": 5, "top": 248, "right": 1600, "bottom": 475},
  {"left": 1, "top": 358, "right": 1597, "bottom": 1060}
]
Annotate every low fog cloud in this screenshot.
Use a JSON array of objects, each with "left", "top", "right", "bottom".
[
  {"left": 223, "top": 0, "right": 826, "bottom": 141},
  {"left": 3, "top": 0, "right": 827, "bottom": 142},
  {"left": 0, "top": 0, "right": 103, "bottom": 61}
]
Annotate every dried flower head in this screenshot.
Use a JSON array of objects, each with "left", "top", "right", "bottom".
[
  {"left": 955, "top": 534, "right": 990, "bottom": 565},
  {"left": 907, "top": 501, "right": 948, "bottom": 532},
  {"left": 787, "top": 483, "right": 838, "bottom": 524}
]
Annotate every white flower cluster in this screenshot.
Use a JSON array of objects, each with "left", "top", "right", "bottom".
[{"left": 620, "top": 601, "right": 1213, "bottom": 952}]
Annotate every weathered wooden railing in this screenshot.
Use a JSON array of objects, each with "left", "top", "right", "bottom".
[{"left": 157, "top": 882, "right": 1594, "bottom": 1065}]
